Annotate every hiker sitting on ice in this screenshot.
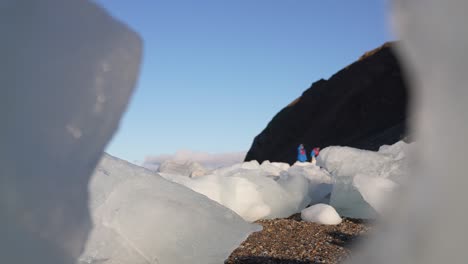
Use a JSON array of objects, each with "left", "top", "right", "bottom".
[
  {"left": 310, "top": 147, "right": 320, "bottom": 164},
  {"left": 297, "top": 144, "right": 307, "bottom": 162}
]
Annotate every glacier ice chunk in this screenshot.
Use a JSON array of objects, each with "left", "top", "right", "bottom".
[
  {"left": 259, "top": 160, "right": 289, "bottom": 178},
  {"left": 351, "top": 1, "right": 468, "bottom": 263},
  {"left": 328, "top": 175, "right": 379, "bottom": 219},
  {"left": 301, "top": 204, "right": 342, "bottom": 225},
  {"left": 317, "top": 141, "right": 410, "bottom": 218},
  {"left": 288, "top": 163, "right": 333, "bottom": 205},
  {"left": 160, "top": 162, "right": 311, "bottom": 222},
  {"left": 0, "top": 1, "right": 141, "bottom": 263},
  {"left": 353, "top": 174, "right": 398, "bottom": 214},
  {"left": 82, "top": 154, "right": 260, "bottom": 264},
  {"left": 317, "top": 146, "right": 402, "bottom": 180}
]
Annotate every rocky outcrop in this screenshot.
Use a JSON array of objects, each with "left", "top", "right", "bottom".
[{"left": 245, "top": 42, "right": 409, "bottom": 164}]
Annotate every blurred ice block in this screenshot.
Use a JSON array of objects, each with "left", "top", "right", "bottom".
[{"left": 0, "top": 0, "right": 141, "bottom": 263}]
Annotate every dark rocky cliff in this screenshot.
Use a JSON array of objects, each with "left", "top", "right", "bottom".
[{"left": 245, "top": 43, "right": 409, "bottom": 164}]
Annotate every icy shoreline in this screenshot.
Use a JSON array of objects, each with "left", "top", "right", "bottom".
[{"left": 80, "top": 140, "right": 412, "bottom": 263}]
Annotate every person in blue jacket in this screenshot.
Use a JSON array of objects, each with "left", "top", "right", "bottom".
[
  {"left": 310, "top": 147, "right": 320, "bottom": 164},
  {"left": 297, "top": 144, "right": 307, "bottom": 162}
]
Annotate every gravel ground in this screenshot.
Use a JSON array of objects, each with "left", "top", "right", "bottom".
[{"left": 225, "top": 214, "right": 373, "bottom": 264}]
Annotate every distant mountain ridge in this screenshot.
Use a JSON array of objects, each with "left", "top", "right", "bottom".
[{"left": 245, "top": 42, "right": 408, "bottom": 164}]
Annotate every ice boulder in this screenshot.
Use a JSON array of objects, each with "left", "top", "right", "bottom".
[
  {"left": 259, "top": 160, "right": 289, "bottom": 178},
  {"left": 0, "top": 1, "right": 141, "bottom": 263},
  {"left": 353, "top": 174, "right": 398, "bottom": 214},
  {"left": 270, "top": 161, "right": 291, "bottom": 171},
  {"left": 317, "top": 146, "right": 403, "bottom": 180},
  {"left": 327, "top": 174, "right": 379, "bottom": 219},
  {"left": 81, "top": 154, "right": 260, "bottom": 264},
  {"left": 351, "top": 1, "right": 468, "bottom": 263},
  {"left": 288, "top": 163, "right": 333, "bottom": 205},
  {"left": 378, "top": 140, "right": 414, "bottom": 161},
  {"left": 317, "top": 141, "right": 410, "bottom": 218},
  {"left": 241, "top": 160, "right": 261, "bottom": 170},
  {"left": 160, "top": 165, "right": 311, "bottom": 222},
  {"left": 301, "top": 204, "right": 342, "bottom": 225}
]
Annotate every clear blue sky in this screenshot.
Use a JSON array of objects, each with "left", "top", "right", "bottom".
[{"left": 96, "top": 0, "right": 394, "bottom": 164}]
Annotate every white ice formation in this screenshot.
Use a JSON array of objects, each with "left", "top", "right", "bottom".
[
  {"left": 156, "top": 141, "right": 411, "bottom": 222},
  {"left": 350, "top": 1, "right": 468, "bottom": 263},
  {"left": 301, "top": 204, "right": 342, "bottom": 225},
  {"left": 80, "top": 154, "right": 260, "bottom": 264},
  {"left": 317, "top": 142, "right": 412, "bottom": 218},
  {"left": 0, "top": 0, "right": 141, "bottom": 263},
  {"left": 159, "top": 159, "right": 341, "bottom": 222}
]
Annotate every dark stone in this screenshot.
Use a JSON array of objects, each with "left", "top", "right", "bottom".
[{"left": 245, "top": 42, "right": 409, "bottom": 164}]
